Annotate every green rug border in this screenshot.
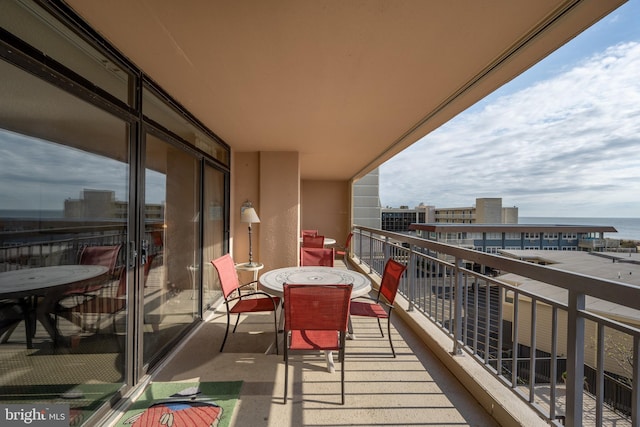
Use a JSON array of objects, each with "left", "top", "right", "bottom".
[{"left": 114, "top": 381, "right": 242, "bottom": 427}]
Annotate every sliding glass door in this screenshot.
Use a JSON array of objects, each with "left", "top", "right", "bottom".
[
  {"left": 141, "top": 133, "right": 200, "bottom": 368},
  {"left": 1, "top": 1, "right": 231, "bottom": 423},
  {"left": 0, "top": 57, "right": 131, "bottom": 423}
]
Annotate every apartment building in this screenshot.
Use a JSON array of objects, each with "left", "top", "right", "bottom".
[
  {"left": 409, "top": 223, "right": 618, "bottom": 252},
  {"left": 381, "top": 198, "right": 517, "bottom": 232}
]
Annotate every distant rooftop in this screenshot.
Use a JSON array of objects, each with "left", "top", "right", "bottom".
[
  {"left": 498, "top": 250, "right": 640, "bottom": 323},
  {"left": 409, "top": 223, "right": 618, "bottom": 234}
]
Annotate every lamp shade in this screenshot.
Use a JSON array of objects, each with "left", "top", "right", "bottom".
[{"left": 240, "top": 207, "right": 260, "bottom": 224}]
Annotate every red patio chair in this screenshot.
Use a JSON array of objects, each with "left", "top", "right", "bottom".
[
  {"left": 349, "top": 258, "right": 406, "bottom": 357},
  {"left": 300, "top": 247, "right": 334, "bottom": 267},
  {"left": 335, "top": 232, "right": 353, "bottom": 262},
  {"left": 302, "top": 234, "right": 324, "bottom": 248},
  {"left": 301, "top": 229, "right": 318, "bottom": 237},
  {"left": 211, "top": 254, "right": 280, "bottom": 354},
  {"left": 283, "top": 283, "right": 352, "bottom": 404}
]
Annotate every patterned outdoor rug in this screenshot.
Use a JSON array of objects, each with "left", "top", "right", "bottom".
[{"left": 115, "top": 381, "right": 242, "bottom": 427}]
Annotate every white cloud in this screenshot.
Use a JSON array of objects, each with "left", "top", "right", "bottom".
[
  {"left": 380, "top": 41, "right": 640, "bottom": 217},
  {"left": 0, "top": 130, "right": 129, "bottom": 210}
]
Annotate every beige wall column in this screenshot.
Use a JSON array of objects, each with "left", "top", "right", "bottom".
[
  {"left": 259, "top": 152, "right": 299, "bottom": 269},
  {"left": 301, "top": 180, "right": 351, "bottom": 247},
  {"left": 232, "top": 151, "right": 300, "bottom": 271},
  {"left": 233, "top": 152, "right": 260, "bottom": 269}
]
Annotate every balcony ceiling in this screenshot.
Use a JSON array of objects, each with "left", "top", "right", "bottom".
[{"left": 65, "top": 0, "right": 624, "bottom": 181}]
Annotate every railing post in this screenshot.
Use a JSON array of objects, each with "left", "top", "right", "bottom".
[
  {"left": 367, "top": 230, "right": 374, "bottom": 273},
  {"left": 566, "top": 289, "right": 585, "bottom": 426},
  {"left": 408, "top": 245, "right": 415, "bottom": 312},
  {"left": 453, "top": 257, "right": 463, "bottom": 355},
  {"left": 633, "top": 335, "right": 640, "bottom": 427},
  {"left": 383, "top": 236, "right": 390, "bottom": 275},
  {"left": 357, "top": 228, "right": 363, "bottom": 265}
]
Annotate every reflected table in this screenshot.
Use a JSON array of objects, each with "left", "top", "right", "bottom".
[{"left": 0, "top": 265, "right": 109, "bottom": 347}]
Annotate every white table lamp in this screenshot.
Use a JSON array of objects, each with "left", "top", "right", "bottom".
[{"left": 240, "top": 201, "right": 260, "bottom": 266}]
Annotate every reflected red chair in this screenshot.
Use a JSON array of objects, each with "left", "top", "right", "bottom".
[
  {"left": 301, "top": 229, "right": 318, "bottom": 237},
  {"left": 283, "top": 283, "right": 352, "bottom": 404},
  {"left": 59, "top": 253, "right": 156, "bottom": 335},
  {"left": 54, "top": 244, "right": 124, "bottom": 342},
  {"left": 335, "top": 232, "right": 353, "bottom": 262},
  {"left": 302, "top": 234, "right": 324, "bottom": 248},
  {"left": 211, "top": 254, "right": 280, "bottom": 354},
  {"left": 300, "top": 247, "right": 334, "bottom": 267},
  {"left": 77, "top": 244, "right": 123, "bottom": 292},
  {"left": 349, "top": 258, "right": 406, "bottom": 357}
]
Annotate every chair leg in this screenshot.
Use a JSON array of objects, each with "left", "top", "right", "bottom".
[
  {"left": 387, "top": 318, "right": 395, "bottom": 358},
  {"left": 272, "top": 309, "right": 279, "bottom": 355},
  {"left": 376, "top": 318, "right": 384, "bottom": 337},
  {"left": 340, "top": 346, "right": 345, "bottom": 405},
  {"left": 220, "top": 311, "right": 231, "bottom": 352},
  {"left": 232, "top": 313, "right": 241, "bottom": 333},
  {"left": 0, "top": 321, "right": 20, "bottom": 344},
  {"left": 283, "top": 346, "right": 289, "bottom": 404}
]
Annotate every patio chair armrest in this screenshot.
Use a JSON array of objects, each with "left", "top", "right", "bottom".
[
  {"left": 237, "top": 280, "right": 259, "bottom": 295},
  {"left": 228, "top": 290, "right": 280, "bottom": 306}
]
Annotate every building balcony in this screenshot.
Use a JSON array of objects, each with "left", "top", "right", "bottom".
[
  {"left": 104, "top": 224, "right": 639, "bottom": 427},
  {"left": 2, "top": 226, "right": 638, "bottom": 427}
]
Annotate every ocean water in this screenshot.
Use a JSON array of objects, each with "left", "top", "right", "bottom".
[
  {"left": 520, "top": 217, "right": 640, "bottom": 241},
  {"left": 0, "top": 209, "right": 64, "bottom": 219},
  {"left": 1, "top": 210, "right": 638, "bottom": 240}
]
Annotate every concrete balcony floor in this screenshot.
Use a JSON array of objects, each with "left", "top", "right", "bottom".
[{"left": 139, "top": 300, "right": 502, "bottom": 426}]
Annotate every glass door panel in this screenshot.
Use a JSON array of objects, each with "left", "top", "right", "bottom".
[
  {"left": 0, "top": 58, "right": 129, "bottom": 424},
  {"left": 142, "top": 133, "right": 200, "bottom": 366},
  {"left": 202, "top": 163, "right": 226, "bottom": 309}
]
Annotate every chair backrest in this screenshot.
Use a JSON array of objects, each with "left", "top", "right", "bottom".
[
  {"left": 378, "top": 258, "right": 407, "bottom": 305},
  {"left": 301, "top": 229, "right": 318, "bottom": 237},
  {"left": 344, "top": 232, "right": 353, "bottom": 249},
  {"left": 79, "top": 244, "right": 122, "bottom": 274},
  {"left": 302, "top": 235, "right": 324, "bottom": 248},
  {"left": 284, "top": 284, "right": 352, "bottom": 332},
  {"left": 211, "top": 254, "right": 240, "bottom": 299},
  {"left": 300, "top": 247, "right": 334, "bottom": 267}
]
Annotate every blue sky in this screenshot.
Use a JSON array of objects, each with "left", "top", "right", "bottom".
[{"left": 379, "top": 0, "right": 640, "bottom": 217}]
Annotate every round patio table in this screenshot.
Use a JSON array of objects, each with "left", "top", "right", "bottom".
[
  {"left": 258, "top": 266, "right": 370, "bottom": 298},
  {"left": 258, "top": 266, "right": 371, "bottom": 373},
  {"left": 299, "top": 237, "right": 337, "bottom": 246}
]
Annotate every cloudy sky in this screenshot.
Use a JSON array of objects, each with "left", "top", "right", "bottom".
[{"left": 379, "top": 1, "right": 640, "bottom": 218}]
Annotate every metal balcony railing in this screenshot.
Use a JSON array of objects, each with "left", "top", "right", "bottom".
[{"left": 351, "top": 225, "right": 639, "bottom": 427}]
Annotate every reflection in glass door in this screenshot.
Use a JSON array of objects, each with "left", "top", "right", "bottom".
[
  {"left": 0, "top": 58, "right": 130, "bottom": 424},
  {"left": 142, "top": 133, "right": 200, "bottom": 367},
  {"left": 202, "top": 163, "right": 226, "bottom": 309}
]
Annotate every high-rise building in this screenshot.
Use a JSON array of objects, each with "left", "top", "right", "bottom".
[{"left": 353, "top": 168, "right": 382, "bottom": 229}]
